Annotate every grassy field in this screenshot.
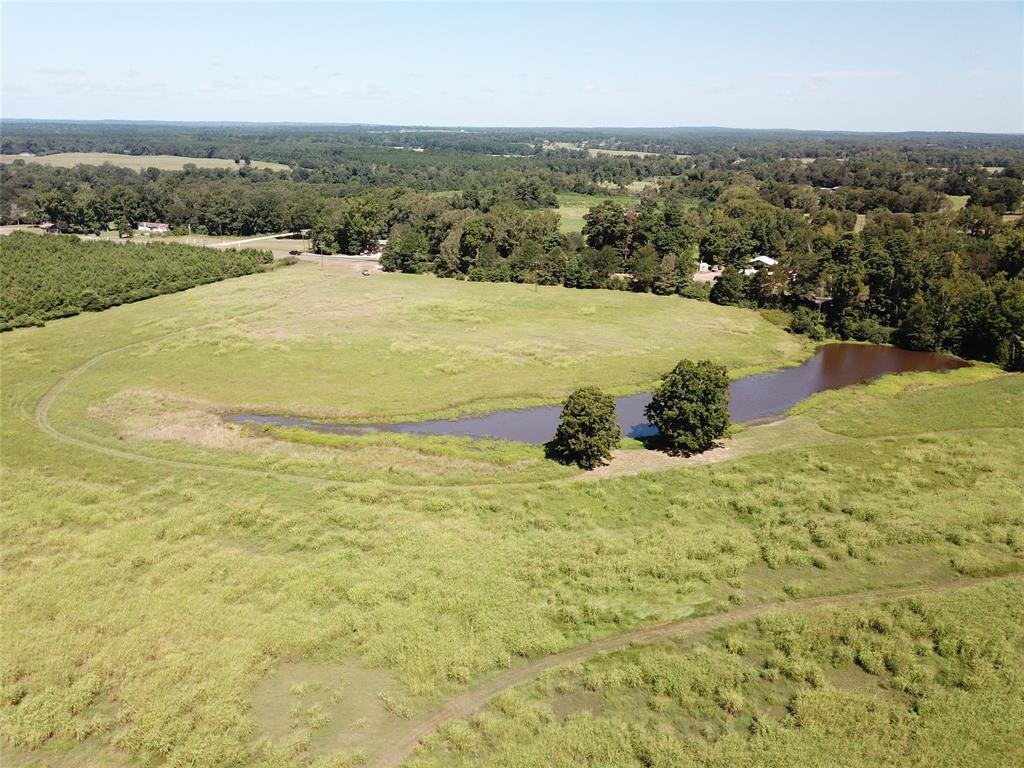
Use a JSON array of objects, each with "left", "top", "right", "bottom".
[
  {"left": 546, "top": 142, "right": 670, "bottom": 159},
  {"left": 944, "top": 194, "right": 971, "bottom": 211},
  {"left": 556, "top": 192, "right": 637, "bottom": 233},
  {"left": 0, "top": 152, "right": 289, "bottom": 172},
  {"left": 2, "top": 262, "right": 1022, "bottom": 767},
  {"left": 409, "top": 578, "right": 1024, "bottom": 767}
]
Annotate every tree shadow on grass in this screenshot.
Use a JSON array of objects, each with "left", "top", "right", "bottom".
[{"left": 630, "top": 431, "right": 724, "bottom": 458}]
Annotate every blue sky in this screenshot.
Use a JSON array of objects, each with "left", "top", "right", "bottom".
[{"left": 2, "top": 2, "right": 1022, "bottom": 132}]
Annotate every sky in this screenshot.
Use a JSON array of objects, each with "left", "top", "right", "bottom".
[{"left": 1, "top": 1, "right": 1022, "bottom": 132}]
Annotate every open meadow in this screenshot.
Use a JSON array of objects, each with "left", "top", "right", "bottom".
[
  {"left": 3, "top": 0, "right": 1024, "bottom": 760},
  {"left": 0, "top": 152, "right": 289, "bottom": 172},
  {"left": 2, "top": 258, "right": 1022, "bottom": 768},
  {"left": 555, "top": 193, "right": 638, "bottom": 233}
]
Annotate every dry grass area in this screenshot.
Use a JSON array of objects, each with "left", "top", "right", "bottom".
[
  {"left": 47, "top": 262, "right": 801, "bottom": 424},
  {"left": 250, "top": 659, "right": 409, "bottom": 762},
  {"left": 0, "top": 152, "right": 289, "bottom": 172}
]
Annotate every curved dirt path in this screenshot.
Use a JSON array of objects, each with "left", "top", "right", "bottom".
[
  {"left": 33, "top": 342, "right": 336, "bottom": 485},
  {"left": 368, "top": 575, "right": 1006, "bottom": 768},
  {"left": 31, "top": 313, "right": 747, "bottom": 491},
  {"left": 31, "top": 286, "right": 349, "bottom": 486},
  {"left": 33, "top": 345, "right": 1020, "bottom": 494}
]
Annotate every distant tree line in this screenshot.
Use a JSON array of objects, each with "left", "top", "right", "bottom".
[
  {"left": 377, "top": 192, "right": 706, "bottom": 299},
  {"left": 5, "top": 120, "right": 1022, "bottom": 168},
  {"left": 2, "top": 124, "right": 1022, "bottom": 367}
]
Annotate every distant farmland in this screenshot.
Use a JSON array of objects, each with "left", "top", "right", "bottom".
[{"left": 0, "top": 152, "right": 289, "bottom": 172}]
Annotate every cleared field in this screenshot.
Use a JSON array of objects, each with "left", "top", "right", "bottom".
[
  {"left": 2, "top": 263, "right": 1022, "bottom": 768},
  {"left": 35, "top": 262, "right": 806, "bottom": 427},
  {"left": 944, "top": 194, "right": 971, "bottom": 211},
  {"left": 546, "top": 142, "right": 668, "bottom": 158},
  {"left": 556, "top": 192, "right": 636, "bottom": 233},
  {"left": 0, "top": 152, "right": 289, "bottom": 172}
]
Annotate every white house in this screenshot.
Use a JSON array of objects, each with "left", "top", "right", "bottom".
[
  {"left": 743, "top": 255, "right": 779, "bottom": 276},
  {"left": 138, "top": 222, "right": 170, "bottom": 234}
]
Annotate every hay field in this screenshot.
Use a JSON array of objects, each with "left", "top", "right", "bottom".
[{"left": 0, "top": 152, "right": 289, "bottom": 172}]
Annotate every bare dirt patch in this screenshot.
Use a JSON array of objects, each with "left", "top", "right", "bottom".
[
  {"left": 550, "top": 688, "right": 604, "bottom": 719},
  {"left": 251, "top": 658, "right": 410, "bottom": 761},
  {"left": 89, "top": 388, "right": 263, "bottom": 451},
  {"left": 583, "top": 417, "right": 847, "bottom": 481},
  {"left": 586, "top": 443, "right": 732, "bottom": 479}
]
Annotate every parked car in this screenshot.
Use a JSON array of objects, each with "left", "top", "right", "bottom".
[{"left": 288, "top": 249, "right": 301, "bottom": 256}]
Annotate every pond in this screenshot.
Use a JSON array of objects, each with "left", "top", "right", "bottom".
[{"left": 228, "top": 344, "right": 970, "bottom": 445}]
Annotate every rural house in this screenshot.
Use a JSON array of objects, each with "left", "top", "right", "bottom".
[
  {"left": 743, "top": 254, "right": 779, "bottom": 275},
  {"left": 137, "top": 221, "right": 170, "bottom": 234}
]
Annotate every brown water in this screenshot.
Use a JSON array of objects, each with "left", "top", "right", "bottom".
[{"left": 229, "top": 344, "right": 969, "bottom": 445}]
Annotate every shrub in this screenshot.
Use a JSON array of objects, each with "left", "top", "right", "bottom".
[
  {"left": 678, "top": 280, "right": 711, "bottom": 301},
  {"left": 842, "top": 316, "right": 893, "bottom": 344},
  {"left": 789, "top": 306, "right": 827, "bottom": 339},
  {"left": 709, "top": 266, "right": 746, "bottom": 306},
  {"left": 545, "top": 386, "right": 620, "bottom": 469},
  {"left": 644, "top": 359, "right": 730, "bottom": 454}
]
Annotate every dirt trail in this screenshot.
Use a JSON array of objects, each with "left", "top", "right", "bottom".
[
  {"left": 29, "top": 292, "right": 759, "bottom": 491},
  {"left": 31, "top": 287, "right": 341, "bottom": 486},
  {"left": 31, "top": 340, "right": 1020, "bottom": 494},
  {"left": 210, "top": 232, "right": 297, "bottom": 248},
  {"left": 367, "top": 576, "right": 1004, "bottom": 768}
]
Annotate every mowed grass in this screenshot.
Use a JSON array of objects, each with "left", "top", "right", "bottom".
[
  {"left": 0, "top": 152, "right": 289, "bottom": 172},
  {"left": 44, "top": 261, "right": 806, "bottom": 426},
  {"left": 2, "top": 263, "right": 1022, "bottom": 767}
]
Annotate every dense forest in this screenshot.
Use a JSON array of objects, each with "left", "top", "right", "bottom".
[
  {"left": 0, "top": 232, "right": 275, "bottom": 330},
  {"left": 1, "top": 121, "right": 1022, "bottom": 366}
]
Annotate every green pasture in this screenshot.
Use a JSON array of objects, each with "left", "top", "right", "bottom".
[{"left": 1, "top": 262, "right": 1021, "bottom": 768}]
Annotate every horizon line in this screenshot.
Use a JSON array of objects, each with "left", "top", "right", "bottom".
[{"left": 1, "top": 117, "right": 1022, "bottom": 137}]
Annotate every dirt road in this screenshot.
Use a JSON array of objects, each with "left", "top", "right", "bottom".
[{"left": 210, "top": 232, "right": 298, "bottom": 248}]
